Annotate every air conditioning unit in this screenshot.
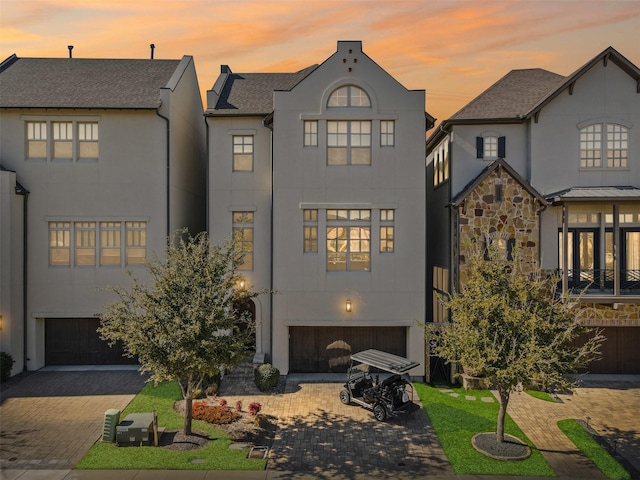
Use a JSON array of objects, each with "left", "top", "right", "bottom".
[{"left": 116, "top": 413, "right": 155, "bottom": 446}]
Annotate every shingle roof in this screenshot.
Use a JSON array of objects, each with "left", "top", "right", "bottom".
[
  {"left": 450, "top": 69, "right": 565, "bottom": 120},
  {"left": 208, "top": 65, "right": 317, "bottom": 115},
  {"left": 0, "top": 56, "right": 182, "bottom": 109}
]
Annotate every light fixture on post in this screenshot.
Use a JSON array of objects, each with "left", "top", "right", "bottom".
[{"left": 345, "top": 299, "right": 352, "bottom": 313}]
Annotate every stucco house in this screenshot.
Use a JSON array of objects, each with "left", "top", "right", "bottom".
[
  {"left": 426, "top": 46, "right": 640, "bottom": 378},
  {"left": 0, "top": 53, "right": 206, "bottom": 375},
  {"left": 206, "top": 41, "right": 433, "bottom": 376}
]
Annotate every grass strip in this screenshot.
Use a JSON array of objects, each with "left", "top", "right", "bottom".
[
  {"left": 557, "top": 419, "right": 630, "bottom": 480},
  {"left": 415, "top": 383, "right": 555, "bottom": 476},
  {"left": 75, "top": 381, "right": 266, "bottom": 470},
  {"left": 525, "top": 390, "right": 554, "bottom": 402}
]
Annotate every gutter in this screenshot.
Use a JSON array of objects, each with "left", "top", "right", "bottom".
[
  {"left": 262, "top": 114, "right": 274, "bottom": 361},
  {"left": 15, "top": 182, "right": 29, "bottom": 371},
  {"left": 156, "top": 109, "right": 171, "bottom": 240}
]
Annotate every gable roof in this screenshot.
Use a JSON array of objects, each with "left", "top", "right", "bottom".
[
  {"left": 451, "top": 158, "right": 547, "bottom": 207},
  {"left": 450, "top": 69, "right": 565, "bottom": 121},
  {"left": 428, "top": 46, "right": 639, "bottom": 150},
  {"left": 0, "top": 55, "right": 184, "bottom": 109},
  {"left": 206, "top": 65, "right": 318, "bottom": 116}
]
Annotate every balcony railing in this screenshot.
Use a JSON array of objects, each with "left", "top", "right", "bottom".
[{"left": 559, "top": 269, "right": 640, "bottom": 295}]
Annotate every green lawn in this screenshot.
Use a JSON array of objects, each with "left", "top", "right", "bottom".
[
  {"left": 558, "top": 419, "right": 630, "bottom": 480},
  {"left": 415, "top": 383, "right": 556, "bottom": 476},
  {"left": 525, "top": 390, "right": 555, "bottom": 402},
  {"left": 75, "top": 381, "right": 266, "bottom": 470}
]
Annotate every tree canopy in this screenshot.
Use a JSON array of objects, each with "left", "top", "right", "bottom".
[
  {"left": 99, "top": 231, "right": 260, "bottom": 434},
  {"left": 431, "top": 242, "right": 604, "bottom": 444}
]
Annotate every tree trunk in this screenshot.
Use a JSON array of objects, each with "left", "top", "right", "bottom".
[
  {"left": 184, "top": 394, "right": 193, "bottom": 435},
  {"left": 496, "top": 388, "right": 510, "bottom": 443}
]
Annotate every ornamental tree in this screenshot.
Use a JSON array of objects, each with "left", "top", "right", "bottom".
[
  {"left": 99, "top": 231, "right": 260, "bottom": 435},
  {"left": 432, "top": 241, "right": 604, "bottom": 444}
]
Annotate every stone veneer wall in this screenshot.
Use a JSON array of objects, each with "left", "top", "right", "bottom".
[
  {"left": 579, "top": 302, "right": 640, "bottom": 327},
  {"left": 457, "top": 166, "right": 542, "bottom": 285}
]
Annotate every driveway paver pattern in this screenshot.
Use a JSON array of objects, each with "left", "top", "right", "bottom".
[
  {"left": 505, "top": 376, "right": 640, "bottom": 478},
  {"left": 0, "top": 371, "right": 147, "bottom": 470}
]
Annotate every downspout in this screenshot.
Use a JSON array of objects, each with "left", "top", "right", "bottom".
[
  {"left": 16, "top": 186, "right": 29, "bottom": 371},
  {"left": 156, "top": 109, "right": 171, "bottom": 240},
  {"left": 204, "top": 116, "right": 210, "bottom": 233},
  {"left": 262, "top": 114, "right": 274, "bottom": 361}
]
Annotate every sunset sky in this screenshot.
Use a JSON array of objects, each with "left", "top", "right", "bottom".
[{"left": 1, "top": 0, "right": 638, "bottom": 125}]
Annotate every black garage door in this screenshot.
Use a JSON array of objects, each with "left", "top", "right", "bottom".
[
  {"left": 572, "top": 327, "right": 640, "bottom": 374},
  {"left": 289, "top": 326, "right": 406, "bottom": 373},
  {"left": 45, "top": 318, "right": 138, "bottom": 365}
]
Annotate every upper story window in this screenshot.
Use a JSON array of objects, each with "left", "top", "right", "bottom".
[
  {"left": 303, "top": 209, "right": 318, "bottom": 253},
  {"left": 233, "top": 211, "right": 254, "bottom": 270},
  {"left": 580, "top": 122, "right": 628, "bottom": 169},
  {"left": 233, "top": 135, "right": 254, "bottom": 171},
  {"left": 327, "top": 85, "right": 371, "bottom": 108},
  {"left": 476, "top": 135, "right": 505, "bottom": 160},
  {"left": 327, "top": 120, "right": 371, "bottom": 165},
  {"left": 49, "top": 220, "right": 146, "bottom": 267},
  {"left": 380, "top": 120, "right": 395, "bottom": 147},
  {"left": 26, "top": 120, "right": 99, "bottom": 161},
  {"left": 380, "top": 209, "right": 395, "bottom": 253},
  {"left": 326, "top": 209, "right": 371, "bottom": 272},
  {"left": 433, "top": 137, "right": 450, "bottom": 187},
  {"left": 304, "top": 120, "right": 318, "bottom": 147},
  {"left": 78, "top": 122, "right": 99, "bottom": 158}
]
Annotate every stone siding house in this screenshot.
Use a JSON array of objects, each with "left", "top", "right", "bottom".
[{"left": 426, "top": 47, "right": 640, "bottom": 379}]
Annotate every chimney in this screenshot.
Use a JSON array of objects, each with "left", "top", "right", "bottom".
[
  {"left": 68, "top": 45, "right": 73, "bottom": 58},
  {"left": 150, "top": 44, "right": 155, "bottom": 59}
]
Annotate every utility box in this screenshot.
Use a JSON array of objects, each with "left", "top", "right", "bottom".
[
  {"left": 102, "top": 409, "right": 120, "bottom": 442},
  {"left": 116, "top": 413, "right": 154, "bottom": 446}
]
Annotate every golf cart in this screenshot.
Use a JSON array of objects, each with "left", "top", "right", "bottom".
[{"left": 339, "top": 349, "right": 420, "bottom": 421}]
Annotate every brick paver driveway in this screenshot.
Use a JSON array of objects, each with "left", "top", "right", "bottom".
[
  {"left": 0, "top": 370, "right": 146, "bottom": 470},
  {"left": 219, "top": 377, "right": 453, "bottom": 477}
]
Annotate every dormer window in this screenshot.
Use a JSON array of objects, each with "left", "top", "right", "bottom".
[{"left": 327, "top": 85, "right": 370, "bottom": 107}]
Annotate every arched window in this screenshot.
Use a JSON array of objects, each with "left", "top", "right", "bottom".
[
  {"left": 579, "top": 122, "right": 628, "bottom": 168},
  {"left": 327, "top": 85, "right": 370, "bottom": 107}
]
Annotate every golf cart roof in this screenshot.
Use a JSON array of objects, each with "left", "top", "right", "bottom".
[{"left": 350, "top": 349, "right": 420, "bottom": 374}]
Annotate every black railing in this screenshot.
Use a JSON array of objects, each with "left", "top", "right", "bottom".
[{"left": 560, "top": 268, "right": 640, "bottom": 295}]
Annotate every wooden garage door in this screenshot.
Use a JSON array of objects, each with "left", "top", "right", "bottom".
[
  {"left": 572, "top": 327, "right": 640, "bottom": 374},
  {"left": 45, "top": 318, "right": 138, "bottom": 365},
  {"left": 289, "top": 326, "right": 406, "bottom": 373}
]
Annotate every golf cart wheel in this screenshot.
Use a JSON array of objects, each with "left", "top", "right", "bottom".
[
  {"left": 339, "top": 388, "right": 351, "bottom": 405},
  {"left": 373, "top": 402, "right": 387, "bottom": 421}
]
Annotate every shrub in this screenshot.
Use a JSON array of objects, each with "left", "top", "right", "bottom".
[
  {"left": 254, "top": 363, "right": 280, "bottom": 392},
  {"left": 254, "top": 413, "right": 270, "bottom": 429},
  {"left": 248, "top": 402, "right": 262, "bottom": 416},
  {"left": 235, "top": 400, "right": 242, "bottom": 412},
  {"left": 0, "top": 352, "right": 15, "bottom": 382},
  {"left": 218, "top": 398, "right": 227, "bottom": 406},
  {"left": 192, "top": 400, "right": 240, "bottom": 425}
]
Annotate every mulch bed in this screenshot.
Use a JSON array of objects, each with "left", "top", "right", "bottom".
[
  {"left": 169, "top": 399, "right": 277, "bottom": 451},
  {"left": 472, "top": 432, "right": 531, "bottom": 460}
]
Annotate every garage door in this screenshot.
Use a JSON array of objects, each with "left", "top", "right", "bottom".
[
  {"left": 572, "top": 327, "right": 640, "bottom": 374},
  {"left": 45, "top": 318, "right": 138, "bottom": 365},
  {"left": 289, "top": 326, "right": 406, "bottom": 373}
]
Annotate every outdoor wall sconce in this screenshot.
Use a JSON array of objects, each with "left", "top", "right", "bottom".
[
  {"left": 345, "top": 299, "right": 352, "bottom": 313},
  {"left": 238, "top": 279, "right": 246, "bottom": 290}
]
